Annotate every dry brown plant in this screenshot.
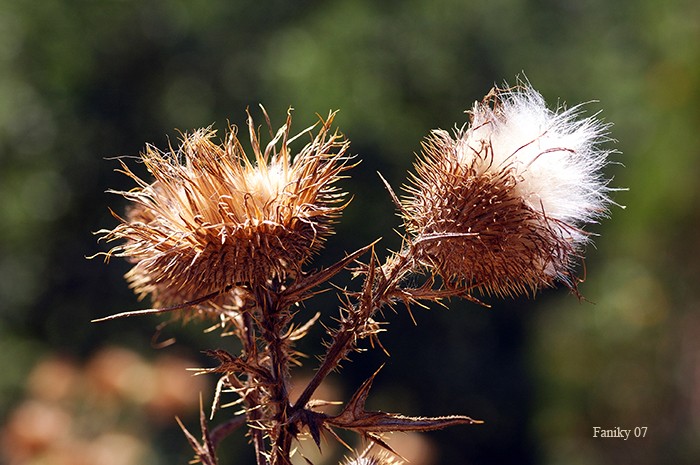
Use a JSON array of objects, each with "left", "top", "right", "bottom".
[{"left": 94, "top": 83, "right": 617, "bottom": 465}]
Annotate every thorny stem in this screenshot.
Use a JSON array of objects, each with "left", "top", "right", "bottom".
[
  {"left": 241, "top": 310, "right": 268, "bottom": 465},
  {"left": 256, "top": 283, "right": 295, "bottom": 465},
  {"left": 198, "top": 244, "right": 473, "bottom": 464},
  {"left": 292, "top": 248, "right": 414, "bottom": 413}
]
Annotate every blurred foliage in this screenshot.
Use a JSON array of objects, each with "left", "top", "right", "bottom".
[{"left": 0, "top": 0, "right": 698, "bottom": 464}]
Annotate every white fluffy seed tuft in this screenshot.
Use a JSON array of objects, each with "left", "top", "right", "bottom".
[{"left": 461, "top": 84, "right": 615, "bottom": 248}]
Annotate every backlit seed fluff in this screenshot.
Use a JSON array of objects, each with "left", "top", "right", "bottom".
[
  {"left": 402, "top": 84, "right": 615, "bottom": 297},
  {"left": 100, "top": 109, "right": 351, "bottom": 308}
]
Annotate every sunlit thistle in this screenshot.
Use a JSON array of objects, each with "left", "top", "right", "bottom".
[
  {"left": 99, "top": 109, "right": 351, "bottom": 310},
  {"left": 402, "top": 84, "right": 614, "bottom": 297},
  {"left": 94, "top": 83, "right": 619, "bottom": 465}
]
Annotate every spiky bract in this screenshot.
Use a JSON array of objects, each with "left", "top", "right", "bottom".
[
  {"left": 101, "top": 109, "right": 351, "bottom": 308},
  {"left": 343, "top": 450, "right": 404, "bottom": 465},
  {"left": 402, "top": 84, "right": 614, "bottom": 297}
]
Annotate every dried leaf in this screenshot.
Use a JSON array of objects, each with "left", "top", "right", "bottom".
[
  {"left": 328, "top": 367, "right": 482, "bottom": 434},
  {"left": 91, "top": 285, "right": 234, "bottom": 322},
  {"left": 209, "top": 415, "right": 246, "bottom": 448},
  {"left": 282, "top": 241, "right": 378, "bottom": 301},
  {"left": 203, "top": 349, "right": 272, "bottom": 382},
  {"left": 285, "top": 312, "right": 321, "bottom": 342},
  {"left": 176, "top": 397, "right": 219, "bottom": 465},
  {"left": 292, "top": 408, "right": 327, "bottom": 449},
  {"left": 377, "top": 171, "right": 402, "bottom": 212}
]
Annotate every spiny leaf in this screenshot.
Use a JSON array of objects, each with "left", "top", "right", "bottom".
[
  {"left": 91, "top": 285, "right": 234, "bottom": 322},
  {"left": 282, "top": 241, "right": 378, "bottom": 301},
  {"left": 285, "top": 312, "right": 321, "bottom": 342},
  {"left": 202, "top": 349, "right": 272, "bottom": 382},
  {"left": 377, "top": 171, "right": 402, "bottom": 212},
  {"left": 328, "top": 367, "right": 482, "bottom": 434},
  {"left": 209, "top": 415, "right": 246, "bottom": 448},
  {"left": 176, "top": 397, "right": 219, "bottom": 465},
  {"left": 331, "top": 411, "right": 483, "bottom": 433}
]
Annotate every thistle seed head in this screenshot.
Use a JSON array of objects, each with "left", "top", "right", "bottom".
[
  {"left": 402, "top": 84, "right": 615, "bottom": 297},
  {"left": 100, "top": 109, "right": 351, "bottom": 308}
]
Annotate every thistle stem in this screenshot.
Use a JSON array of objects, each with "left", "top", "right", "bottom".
[
  {"left": 293, "top": 250, "right": 413, "bottom": 412},
  {"left": 256, "top": 285, "right": 295, "bottom": 464},
  {"left": 241, "top": 311, "right": 268, "bottom": 465}
]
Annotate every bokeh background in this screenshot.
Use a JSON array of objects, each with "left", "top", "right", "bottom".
[{"left": 1, "top": 0, "right": 698, "bottom": 464}]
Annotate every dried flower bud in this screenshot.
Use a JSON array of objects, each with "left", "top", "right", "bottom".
[
  {"left": 100, "top": 109, "right": 351, "bottom": 308},
  {"left": 402, "top": 84, "right": 615, "bottom": 297}
]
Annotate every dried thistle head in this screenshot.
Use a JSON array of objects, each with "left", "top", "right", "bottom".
[
  {"left": 402, "top": 84, "right": 615, "bottom": 297},
  {"left": 100, "top": 109, "right": 351, "bottom": 309}
]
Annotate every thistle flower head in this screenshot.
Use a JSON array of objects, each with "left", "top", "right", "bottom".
[
  {"left": 100, "top": 109, "right": 351, "bottom": 308},
  {"left": 402, "top": 84, "right": 615, "bottom": 297}
]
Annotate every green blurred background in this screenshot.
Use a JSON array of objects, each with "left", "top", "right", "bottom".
[{"left": 1, "top": 0, "right": 698, "bottom": 464}]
